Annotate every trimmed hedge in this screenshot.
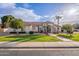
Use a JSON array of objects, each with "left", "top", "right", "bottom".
[
  {"left": 9, "top": 32, "right": 17, "bottom": 34},
  {"left": 29, "top": 31, "right": 34, "bottom": 34},
  {"left": 19, "top": 32, "right": 26, "bottom": 34}
]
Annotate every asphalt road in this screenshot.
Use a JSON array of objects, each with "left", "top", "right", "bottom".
[{"left": 0, "top": 48, "right": 79, "bottom": 56}]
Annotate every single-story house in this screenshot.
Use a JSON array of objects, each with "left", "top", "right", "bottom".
[{"left": 0, "top": 21, "right": 61, "bottom": 33}]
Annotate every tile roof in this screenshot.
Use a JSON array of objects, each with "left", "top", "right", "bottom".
[{"left": 24, "top": 22, "right": 61, "bottom": 27}]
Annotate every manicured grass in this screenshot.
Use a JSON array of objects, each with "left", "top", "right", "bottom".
[
  {"left": 57, "top": 33, "right": 79, "bottom": 41},
  {"left": 0, "top": 34, "right": 61, "bottom": 42}
]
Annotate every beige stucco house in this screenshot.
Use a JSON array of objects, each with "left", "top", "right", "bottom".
[
  {"left": 24, "top": 22, "right": 61, "bottom": 33},
  {"left": 0, "top": 21, "right": 61, "bottom": 33}
]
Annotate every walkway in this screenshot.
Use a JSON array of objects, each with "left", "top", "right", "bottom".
[
  {"left": 49, "top": 33, "right": 79, "bottom": 46},
  {"left": 49, "top": 34, "right": 73, "bottom": 42}
]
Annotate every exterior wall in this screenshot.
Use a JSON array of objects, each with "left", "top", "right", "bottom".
[
  {"left": 0, "top": 23, "right": 61, "bottom": 33},
  {"left": 32, "top": 26, "right": 38, "bottom": 32},
  {"left": 4, "top": 28, "right": 14, "bottom": 32},
  {"left": 0, "top": 28, "right": 4, "bottom": 32},
  {"left": 3, "top": 28, "right": 22, "bottom": 32},
  {"left": 50, "top": 24, "right": 57, "bottom": 33},
  {"left": 3, "top": 28, "right": 9, "bottom": 32},
  {"left": 50, "top": 24, "right": 61, "bottom": 33},
  {"left": 24, "top": 26, "right": 32, "bottom": 32},
  {"left": 24, "top": 25, "right": 38, "bottom": 32},
  {"left": 51, "top": 27, "right": 55, "bottom": 33},
  {"left": 54, "top": 27, "right": 61, "bottom": 33},
  {"left": 59, "top": 27, "right": 61, "bottom": 32}
]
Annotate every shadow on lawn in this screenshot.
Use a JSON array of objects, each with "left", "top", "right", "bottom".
[
  {"left": 57, "top": 34, "right": 74, "bottom": 39},
  {"left": 6, "top": 35, "right": 43, "bottom": 42}
]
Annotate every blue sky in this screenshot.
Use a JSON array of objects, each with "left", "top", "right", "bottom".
[
  {"left": 16, "top": 3, "right": 64, "bottom": 16},
  {"left": 0, "top": 3, "right": 79, "bottom": 24}
]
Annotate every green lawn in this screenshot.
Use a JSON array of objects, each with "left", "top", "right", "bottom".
[
  {"left": 0, "top": 34, "right": 61, "bottom": 42},
  {"left": 57, "top": 33, "right": 79, "bottom": 41}
]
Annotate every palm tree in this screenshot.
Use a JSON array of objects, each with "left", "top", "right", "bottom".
[{"left": 55, "top": 15, "right": 62, "bottom": 33}]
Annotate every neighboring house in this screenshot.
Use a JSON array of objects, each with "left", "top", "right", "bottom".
[
  {"left": 0, "top": 24, "right": 4, "bottom": 32},
  {"left": 0, "top": 21, "right": 61, "bottom": 33},
  {"left": 74, "top": 29, "right": 79, "bottom": 32}
]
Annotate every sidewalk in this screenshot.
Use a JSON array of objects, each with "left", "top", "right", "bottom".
[{"left": 0, "top": 42, "right": 79, "bottom": 47}]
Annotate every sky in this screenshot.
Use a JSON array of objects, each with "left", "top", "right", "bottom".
[{"left": 0, "top": 3, "right": 79, "bottom": 25}]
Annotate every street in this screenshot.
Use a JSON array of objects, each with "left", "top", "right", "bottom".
[{"left": 0, "top": 48, "right": 79, "bottom": 56}]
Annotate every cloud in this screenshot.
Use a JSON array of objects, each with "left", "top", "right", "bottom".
[
  {"left": 0, "top": 3, "right": 79, "bottom": 24},
  {"left": 0, "top": 3, "right": 16, "bottom": 9},
  {"left": 60, "top": 4, "right": 79, "bottom": 24},
  {"left": 0, "top": 3, "right": 42, "bottom": 22},
  {"left": 50, "top": 3, "right": 79, "bottom": 25},
  {"left": 11, "top": 7, "right": 42, "bottom": 21},
  {"left": 44, "top": 15, "right": 49, "bottom": 18}
]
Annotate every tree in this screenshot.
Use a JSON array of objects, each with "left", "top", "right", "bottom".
[
  {"left": 1, "top": 15, "right": 15, "bottom": 28},
  {"left": 62, "top": 24, "right": 73, "bottom": 36},
  {"left": 10, "top": 19, "right": 24, "bottom": 32}
]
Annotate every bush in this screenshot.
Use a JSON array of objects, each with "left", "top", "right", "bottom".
[
  {"left": 67, "top": 31, "right": 73, "bottom": 34},
  {"left": 61, "top": 24, "right": 73, "bottom": 34},
  {"left": 9, "top": 32, "right": 17, "bottom": 34},
  {"left": 19, "top": 32, "right": 26, "bottom": 34},
  {"left": 29, "top": 31, "right": 34, "bottom": 34}
]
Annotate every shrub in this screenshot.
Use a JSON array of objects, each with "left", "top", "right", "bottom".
[
  {"left": 9, "top": 32, "right": 17, "bottom": 34},
  {"left": 61, "top": 24, "right": 73, "bottom": 34},
  {"left": 19, "top": 32, "right": 26, "bottom": 34},
  {"left": 29, "top": 31, "right": 34, "bottom": 34}
]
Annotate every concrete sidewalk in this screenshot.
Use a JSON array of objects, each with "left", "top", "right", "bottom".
[{"left": 0, "top": 42, "right": 79, "bottom": 47}]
